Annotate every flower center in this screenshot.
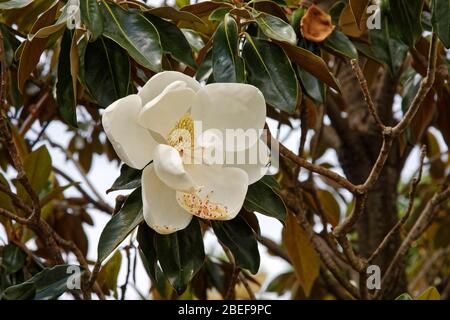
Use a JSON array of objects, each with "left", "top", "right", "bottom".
[
  {"left": 167, "top": 113, "right": 194, "bottom": 160},
  {"left": 176, "top": 187, "right": 229, "bottom": 220}
]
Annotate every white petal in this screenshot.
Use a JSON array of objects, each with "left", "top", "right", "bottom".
[
  {"left": 153, "top": 144, "right": 196, "bottom": 192},
  {"left": 138, "top": 71, "right": 201, "bottom": 105},
  {"left": 191, "top": 83, "right": 266, "bottom": 151},
  {"left": 142, "top": 165, "right": 192, "bottom": 234},
  {"left": 225, "top": 139, "right": 270, "bottom": 184},
  {"left": 176, "top": 165, "right": 248, "bottom": 220},
  {"left": 101, "top": 94, "right": 157, "bottom": 169},
  {"left": 138, "top": 81, "right": 195, "bottom": 138}
]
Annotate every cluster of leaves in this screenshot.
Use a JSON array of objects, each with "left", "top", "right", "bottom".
[{"left": 1, "top": 0, "right": 450, "bottom": 300}]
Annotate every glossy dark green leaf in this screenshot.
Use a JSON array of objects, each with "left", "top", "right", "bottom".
[
  {"left": 80, "top": 0, "right": 104, "bottom": 41},
  {"left": 209, "top": 7, "right": 231, "bottom": 21},
  {"left": 0, "top": 23, "right": 20, "bottom": 66},
  {"left": 431, "top": 0, "right": 450, "bottom": 48},
  {"left": 3, "top": 265, "right": 84, "bottom": 300},
  {"left": 145, "top": 14, "right": 196, "bottom": 69},
  {"left": 212, "top": 14, "right": 244, "bottom": 83},
  {"left": 1, "top": 244, "right": 27, "bottom": 274},
  {"left": 100, "top": 1, "right": 162, "bottom": 71},
  {"left": 242, "top": 35, "right": 299, "bottom": 113},
  {"left": 2, "top": 282, "right": 36, "bottom": 300},
  {"left": 369, "top": 17, "right": 408, "bottom": 75},
  {"left": 196, "top": 49, "right": 212, "bottom": 81},
  {"left": 137, "top": 223, "right": 157, "bottom": 281},
  {"left": 290, "top": 7, "right": 306, "bottom": 30},
  {"left": 244, "top": 176, "right": 286, "bottom": 222},
  {"left": 212, "top": 216, "right": 260, "bottom": 274},
  {"left": 389, "top": 0, "right": 423, "bottom": 47},
  {"left": 137, "top": 223, "right": 168, "bottom": 295},
  {"left": 298, "top": 67, "right": 325, "bottom": 104},
  {"left": 107, "top": 164, "right": 142, "bottom": 193},
  {"left": 155, "top": 218, "right": 205, "bottom": 294},
  {"left": 182, "top": 28, "right": 204, "bottom": 53},
  {"left": 324, "top": 30, "right": 358, "bottom": 59},
  {"left": 56, "top": 29, "right": 77, "bottom": 127},
  {"left": 255, "top": 12, "right": 297, "bottom": 45},
  {"left": 84, "top": 37, "right": 130, "bottom": 108},
  {"left": 97, "top": 188, "right": 143, "bottom": 263}
]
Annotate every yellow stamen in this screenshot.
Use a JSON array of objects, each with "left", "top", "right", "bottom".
[{"left": 167, "top": 114, "right": 195, "bottom": 158}]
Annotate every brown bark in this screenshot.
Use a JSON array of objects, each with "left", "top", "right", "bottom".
[{"left": 329, "top": 61, "right": 407, "bottom": 298}]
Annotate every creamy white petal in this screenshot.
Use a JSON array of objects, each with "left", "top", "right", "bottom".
[
  {"left": 225, "top": 139, "right": 270, "bottom": 184},
  {"left": 138, "top": 81, "right": 195, "bottom": 138},
  {"left": 191, "top": 83, "right": 266, "bottom": 151},
  {"left": 153, "top": 144, "right": 196, "bottom": 192},
  {"left": 101, "top": 94, "right": 157, "bottom": 169},
  {"left": 176, "top": 165, "right": 248, "bottom": 220},
  {"left": 142, "top": 165, "right": 193, "bottom": 235},
  {"left": 138, "top": 71, "right": 201, "bottom": 105}
]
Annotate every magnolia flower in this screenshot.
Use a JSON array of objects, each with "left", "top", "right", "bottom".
[{"left": 102, "top": 71, "right": 270, "bottom": 234}]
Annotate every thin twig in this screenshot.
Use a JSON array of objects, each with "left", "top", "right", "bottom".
[
  {"left": 351, "top": 59, "right": 386, "bottom": 132},
  {"left": 368, "top": 145, "right": 427, "bottom": 264}
]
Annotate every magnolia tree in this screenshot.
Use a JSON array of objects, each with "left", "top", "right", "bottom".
[{"left": 0, "top": 0, "right": 449, "bottom": 300}]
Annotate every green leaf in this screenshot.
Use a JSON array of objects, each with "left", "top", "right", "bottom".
[
  {"left": 242, "top": 35, "right": 299, "bottom": 113},
  {"left": 431, "top": 0, "right": 450, "bottom": 48},
  {"left": 0, "top": 24, "right": 21, "bottom": 66},
  {"left": 155, "top": 218, "right": 205, "bottom": 294},
  {"left": 137, "top": 223, "right": 158, "bottom": 281},
  {"left": 145, "top": 14, "right": 196, "bottom": 69},
  {"left": 176, "top": 0, "right": 190, "bottom": 8},
  {"left": 276, "top": 41, "right": 340, "bottom": 92},
  {"left": 3, "top": 265, "right": 84, "bottom": 300},
  {"left": 182, "top": 28, "right": 205, "bottom": 53},
  {"left": 100, "top": 1, "right": 162, "bottom": 72},
  {"left": 208, "top": 7, "right": 232, "bottom": 21},
  {"left": 137, "top": 223, "right": 168, "bottom": 296},
  {"left": 212, "top": 216, "right": 260, "bottom": 274},
  {"left": 1, "top": 244, "right": 27, "bottom": 274},
  {"left": 56, "top": 29, "right": 77, "bottom": 127},
  {"left": 22, "top": 145, "right": 52, "bottom": 195},
  {"left": 298, "top": 68, "right": 325, "bottom": 104},
  {"left": 80, "top": 0, "right": 104, "bottom": 41},
  {"left": 2, "top": 282, "right": 36, "bottom": 300},
  {"left": 0, "top": 0, "right": 33, "bottom": 10},
  {"left": 324, "top": 30, "right": 358, "bottom": 59},
  {"left": 84, "top": 37, "right": 130, "bottom": 108},
  {"left": 389, "top": 0, "right": 423, "bottom": 47},
  {"left": 255, "top": 12, "right": 297, "bottom": 45},
  {"left": 369, "top": 17, "right": 408, "bottom": 75},
  {"left": 97, "top": 188, "right": 143, "bottom": 263},
  {"left": 212, "top": 14, "right": 244, "bottom": 83},
  {"left": 209, "top": 7, "right": 232, "bottom": 21},
  {"left": 396, "top": 293, "right": 413, "bottom": 300},
  {"left": 244, "top": 176, "right": 286, "bottom": 221},
  {"left": 107, "top": 164, "right": 142, "bottom": 193}
]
